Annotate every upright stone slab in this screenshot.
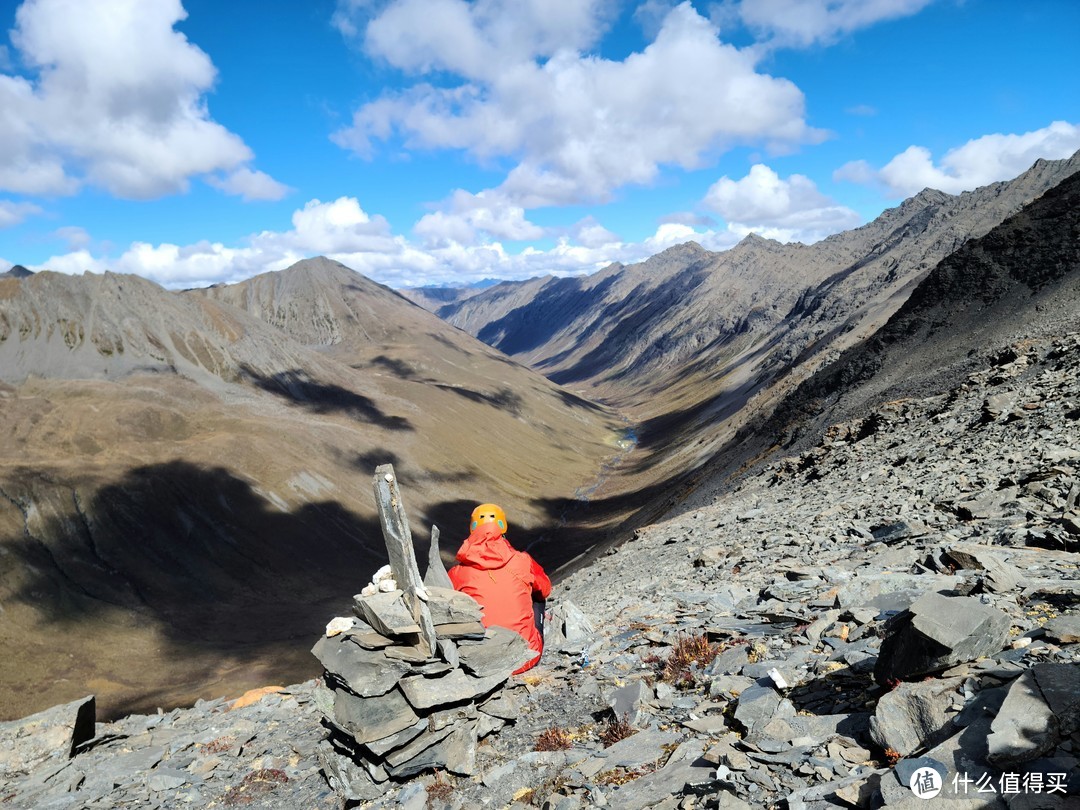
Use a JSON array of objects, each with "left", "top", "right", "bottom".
[
  {"left": 0, "top": 695, "right": 96, "bottom": 779},
  {"left": 869, "top": 678, "right": 963, "bottom": 756},
  {"left": 425, "top": 524, "right": 454, "bottom": 589},
  {"left": 373, "top": 464, "right": 437, "bottom": 655}
]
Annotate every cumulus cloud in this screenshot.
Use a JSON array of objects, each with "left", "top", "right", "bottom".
[
  {"left": 339, "top": 0, "right": 615, "bottom": 79},
  {"left": 0, "top": 0, "right": 284, "bottom": 199},
  {"left": 334, "top": 2, "right": 824, "bottom": 205},
  {"left": 27, "top": 193, "right": 743, "bottom": 290},
  {"left": 836, "top": 121, "right": 1080, "bottom": 197},
  {"left": 568, "top": 217, "right": 619, "bottom": 249},
  {"left": 206, "top": 168, "right": 292, "bottom": 201},
  {"left": 414, "top": 190, "right": 545, "bottom": 247},
  {"left": 279, "top": 197, "right": 396, "bottom": 253},
  {"left": 704, "top": 164, "right": 860, "bottom": 242},
  {"left": 0, "top": 200, "right": 43, "bottom": 228},
  {"left": 717, "top": 0, "right": 935, "bottom": 49}
]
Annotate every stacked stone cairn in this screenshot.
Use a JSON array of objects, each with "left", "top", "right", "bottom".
[{"left": 311, "top": 465, "right": 533, "bottom": 804}]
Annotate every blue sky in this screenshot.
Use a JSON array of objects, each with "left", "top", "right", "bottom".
[{"left": 0, "top": 0, "right": 1077, "bottom": 289}]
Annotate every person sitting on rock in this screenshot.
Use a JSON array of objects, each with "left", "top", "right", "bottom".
[{"left": 448, "top": 504, "right": 551, "bottom": 673}]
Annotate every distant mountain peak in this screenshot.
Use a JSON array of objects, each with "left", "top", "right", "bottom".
[
  {"left": 1, "top": 264, "right": 33, "bottom": 279},
  {"left": 737, "top": 232, "right": 776, "bottom": 245},
  {"left": 657, "top": 240, "right": 708, "bottom": 258}
]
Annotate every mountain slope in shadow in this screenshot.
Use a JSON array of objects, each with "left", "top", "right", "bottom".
[{"left": 680, "top": 161, "right": 1080, "bottom": 514}]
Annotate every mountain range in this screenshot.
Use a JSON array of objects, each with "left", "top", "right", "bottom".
[{"left": 1, "top": 151, "right": 1078, "bottom": 722}]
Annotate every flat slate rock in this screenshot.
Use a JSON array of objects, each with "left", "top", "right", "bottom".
[
  {"left": 353, "top": 590, "right": 423, "bottom": 637},
  {"left": 1041, "top": 615, "right": 1080, "bottom": 644},
  {"left": 398, "top": 668, "right": 508, "bottom": 710},
  {"left": 456, "top": 626, "right": 532, "bottom": 677},
  {"left": 333, "top": 685, "right": 420, "bottom": 744},
  {"left": 311, "top": 634, "right": 411, "bottom": 697}
]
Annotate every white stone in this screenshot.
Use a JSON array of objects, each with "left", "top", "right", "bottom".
[
  {"left": 326, "top": 616, "right": 355, "bottom": 637},
  {"left": 768, "top": 668, "right": 789, "bottom": 690}
]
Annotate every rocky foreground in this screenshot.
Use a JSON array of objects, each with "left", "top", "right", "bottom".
[{"left": 2, "top": 331, "right": 1079, "bottom": 809}]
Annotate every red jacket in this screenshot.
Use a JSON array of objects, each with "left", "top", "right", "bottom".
[{"left": 448, "top": 523, "right": 552, "bottom": 673}]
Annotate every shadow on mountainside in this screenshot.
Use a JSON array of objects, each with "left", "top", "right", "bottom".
[
  {"left": 1, "top": 461, "right": 392, "bottom": 719},
  {"left": 544, "top": 266, "right": 711, "bottom": 386},
  {"left": 476, "top": 275, "right": 619, "bottom": 355},
  {"left": 239, "top": 364, "right": 413, "bottom": 431}
]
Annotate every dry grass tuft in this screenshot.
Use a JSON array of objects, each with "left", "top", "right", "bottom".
[
  {"left": 535, "top": 726, "right": 574, "bottom": 751},
  {"left": 426, "top": 770, "right": 454, "bottom": 807},
  {"left": 599, "top": 715, "right": 637, "bottom": 747},
  {"left": 222, "top": 768, "right": 289, "bottom": 805},
  {"left": 661, "top": 633, "right": 720, "bottom": 688},
  {"left": 198, "top": 735, "right": 236, "bottom": 754}
]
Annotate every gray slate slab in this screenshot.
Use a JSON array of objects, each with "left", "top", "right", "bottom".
[
  {"left": 311, "top": 634, "right": 411, "bottom": 697},
  {"left": 987, "top": 663, "right": 1080, "bottom": 767},
  {"left": 457, "top": 626, "right": 532, "bottom": 677},
  {"left": 870, "top": 677, "right": 964, "bottom": 756},
  {"left": 399, "top": 668, "right": 508, "bottom": 710},
  {"left": 333, "top": 686, "right": 420, "bottom": 744},
  {"left": 610, "top": 740, "right": 716, "bottom": 810},
  {"left": 874, "top": 593, "right": 1011, "bottom": 683},
  {"left": 353, "top": 590, "right": 423, "bottom": 636}
]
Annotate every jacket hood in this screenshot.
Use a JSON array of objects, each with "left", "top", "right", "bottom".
[{"left": 456, "top": 522, "right": 515, "bottom": 570}]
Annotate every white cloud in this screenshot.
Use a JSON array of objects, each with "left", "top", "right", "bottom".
[
  {"left": 206, "top": 168, "right": 292, "bottom": 202},
  {"left": 719, "top": 0, "right": 935, "bottom": 49},
  {"left": 339, "top": 0, "right": 615, "bottom": 80},
  {"left": 0, "top": 0, "right": 284, "bottom": 200},
  {"left": 832, "top": 159, "right": 876, "bottom": 185},
  {"left": 53, "top": 225, "right": 91, "bottom": 249},
  {"left": 704, "top": 163, "right": 860, "bottom": 242},
  {"left": 280, "top": 197, "right": 396, "bottom": 254},
  {"left": 334, "top": 2, "right": 825, "bottom": 206},
  {"left": 414, "top": 190, "right": 545, "bottom": 247},
  {"left": 568, "top": 217, "right": 619, "bottom": 249},
  {"left": 836, "top": 121, "right": 1080, "bottom": 197},
  {"left": 27, "top": 193, "right": 737, "bottom": 290},
  {"left": 0, "top": 199, "right": 43, "bottom": 228},
  {"left": 32, "top": 248, "right": 106, "bottom": 276}
]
